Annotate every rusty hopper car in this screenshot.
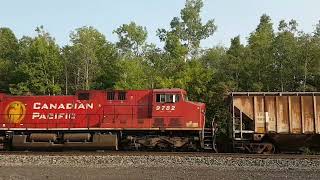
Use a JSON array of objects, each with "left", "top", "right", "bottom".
[
  {"left": 0, "top": 89, "right": 215, "bottom": 151},
  {"left": 231, "top": 92, "right": 320, "bottom": 153}
]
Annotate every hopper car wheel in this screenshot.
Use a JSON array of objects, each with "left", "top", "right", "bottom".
[
  {"left": 262, "top": 143, "right": 275, "bottom": 154},
  {"left": 244, "top": 143, "right": 275, "bottom": 154}
]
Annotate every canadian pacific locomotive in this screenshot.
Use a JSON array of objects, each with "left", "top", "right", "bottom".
[{"left": 0, "top": 89, "right": 215, "bottom": 151}]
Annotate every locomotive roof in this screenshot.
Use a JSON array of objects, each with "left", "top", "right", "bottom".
[
  {"left": 153, "top": 88, "right": 186, "bottom": 92},
  {"left": 80, "top": 89, "right": 186, "bottom": 93}
]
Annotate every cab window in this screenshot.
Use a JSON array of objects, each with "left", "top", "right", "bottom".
[
  {"left": 78, "top": 93, "right": 90, "bottom": 100},
  {"left": 165, "top": 94, "right": 173, "bottom": 103},
  {"left": 175, "top": 94, "right": 180, "bottom": 102},
  {"left": 107, "top": 91, "right": 115, "bottom": 100},
  {"left": 118, "top": 91, "right": 127, "bottom": 100},
  {"left": 156, "top": 94, "right": 180, "bottom": 103},
  {"left": 156, "top": 94, "right": 165, "bottom": 103}
]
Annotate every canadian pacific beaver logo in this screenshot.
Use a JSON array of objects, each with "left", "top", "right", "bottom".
[{"left": 5, "top": 101, "right": 26, "bottom": 123}]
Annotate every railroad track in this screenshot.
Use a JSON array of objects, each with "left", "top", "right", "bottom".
[{"left": 0, "top": 151, "right": 319, "bottom": 159}]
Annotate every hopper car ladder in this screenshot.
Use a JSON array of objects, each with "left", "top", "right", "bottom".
[
  {"left": 232, "top": 109, "right": 254, "bottom": 141},
  {"left": 232, "top": 107, "right": 275, "bottom": 154}
]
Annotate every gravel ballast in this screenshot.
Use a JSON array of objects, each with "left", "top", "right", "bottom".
[
  {"left": 2, "top": 154, "right": 320, "bottom": 179},
  {"left": 0, "top": 154, "right": 320, "bottom": 170}
]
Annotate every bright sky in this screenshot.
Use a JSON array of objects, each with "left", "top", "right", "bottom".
[{"left": 1, "top": 0, "right": 319, "bottom": 48}]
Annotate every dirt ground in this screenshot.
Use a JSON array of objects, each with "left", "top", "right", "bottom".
[{"left": 0, "top": 166, "right": 319, "bottom": 180}]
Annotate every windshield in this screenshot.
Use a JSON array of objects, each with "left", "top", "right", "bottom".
[{"left": 156, "top": 94, "right": 180, "bottom": 103}]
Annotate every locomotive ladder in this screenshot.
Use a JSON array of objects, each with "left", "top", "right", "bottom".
[{"left": 203, "top": 120, "right": 217, "bottom": 152}]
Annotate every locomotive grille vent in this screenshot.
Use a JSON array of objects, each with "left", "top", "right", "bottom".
[
  {"left": 169, "top": 118, "right": 182, "bottom": 127},
  {"left": 153, "top": 118, "right": 164, "bottom": 127}
]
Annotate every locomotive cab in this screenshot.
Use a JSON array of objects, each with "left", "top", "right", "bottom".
[
  {"left": 152, "top": 89, "right": 205, "bottom": 130},
  {"left": 152, "top": 89, "right": 183, "bottom": 123}
]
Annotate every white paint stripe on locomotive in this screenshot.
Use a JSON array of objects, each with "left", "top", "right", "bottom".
[
  {"left": 8, "top": 128, "right": 27, "bottom": 130},
  {"left": 122, "top": 128, "right": 158, "bottom": 130},
  {"left": 48, "top": 128, "right": 69, "bottom": 130},
  {"left": 88, "top": 128, "right": 123, "bottom": 130},
  {"left": 165, "top": 128, "right": 202, "bottom": 130},
  {"left": 0, "top": 128, "right": 9, "bottom": 130},
  {"left": 69, "top": 128, "right": 89, "bottom": 130},
  {"left": 27, "top": 128, "right": 47, "bottom": 130}
]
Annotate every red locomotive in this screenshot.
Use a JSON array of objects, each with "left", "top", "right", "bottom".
[{"left": 0, "top": 89, "right": 214, "bottom": 151}]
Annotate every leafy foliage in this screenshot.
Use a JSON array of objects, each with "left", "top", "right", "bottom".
[
  {"left": 10, "top": 26, "right": 62, "bottom": 95},
  {"left": 113, "top": 22, "right": 148, "bottom": 56},
  {"left": 157, "top": 0, "right": 217, "bottom": 59}
]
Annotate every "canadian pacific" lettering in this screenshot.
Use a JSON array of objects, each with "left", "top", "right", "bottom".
[
  {"left": 33, "top": 102, "right": 94, "bottom": 110},
  {"left": 32, "top": 102, "right": 94, "bottom": 120}
]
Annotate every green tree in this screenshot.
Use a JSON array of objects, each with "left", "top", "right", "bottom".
[
  {"left": 0, "top": 27, "right": 19, "bottom": 92},
  {"left": 10, "top": 26, "right": 63, "bottom": 95},
  {"left": 157, "top": 0, "right": 217, "bottom": 59},
  {"left": 248, "top": 14, "right": 275, "bottom": 91},
  {"left": 113, "top": 22, "right": 148, "bottom": 56},
  {"left": 93, "top": 42, "right": 120, "bottom": 90},
  {"left": 142, "top": 47, "right": 167, "bottom": 88},
  {"left": 67, "top": 26, "right": 107, "bottom": 91},
  {"left": 311, "top": 21, "right": 320, "bottom": 90},
  {"left": 296, "top": 33, "right": 320, "bottom": 91},
  {"left": 63, "top": 26, "right": 120, "bottom": 93},
  {"left": 224, "top": 36, "right": 249, "bottom": 90},
  {"left": 0, "top": 27, "right": 19, "bottom": 61},
  {"left": 159, "top": 32, "right": 188, "bottom": 59},
  {"left": 115, "top": 58, "right": 148, "bottom": 89},
  {"left": 314, "top": 20, "right": 320, "bottom": 37},
  {"left": 272, "top": 19, "right": 299, "bottom": 91}
]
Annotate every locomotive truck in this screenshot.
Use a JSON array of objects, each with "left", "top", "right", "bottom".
[{"left": 0, "top": 89, "right": 215, "bottom": 151}]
